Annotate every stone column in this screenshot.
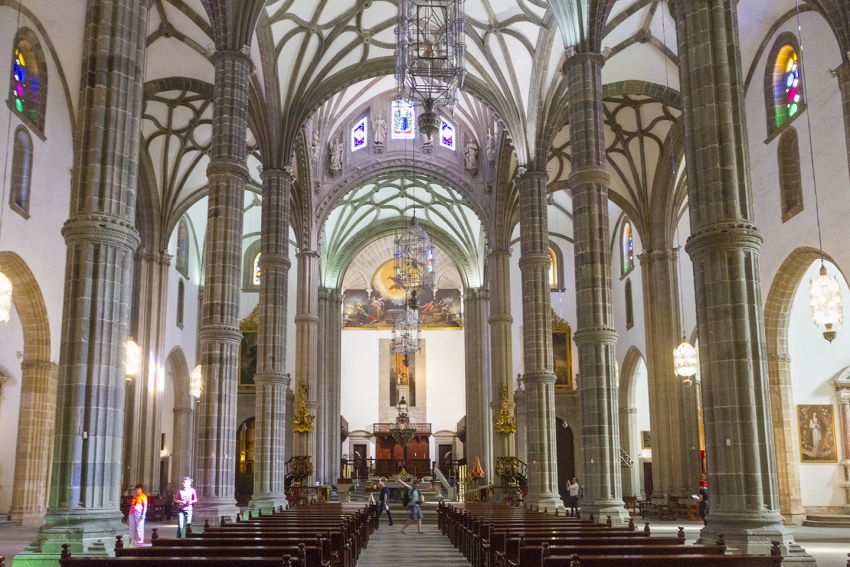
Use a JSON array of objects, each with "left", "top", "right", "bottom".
[
  {"left": 671, "top": 0, "right": 813, "bottom": 558},
  {"left": 24, "top": 0, "right": 148, "bottom": 555},
  {"left": 638, "top": 249, "right": 701, "bottom": 498},
  {"left": 488, "top": 250, "right": 516, "bottom": 463},
  {"left": 514, "top": 382, "right": 528, "bottom": 464},
  {"left": 8, "top": 361, "right": 57, "bottom": 526},
  {"left": 563, "top": 52, "right": 627, "bottom": 523},
  {"left": 171, "top": 405, "right": 195, "bottom": 485},
  {"left": 516, "top": 171, "right": 562, "bottom": 510},
  {"left": 294, "top": 250, "right": 320, "bottom": 482},
  {"left": 124, "top": 249, "right": 170, "bottom": 494},
  {"left": 835, "top": 62, "right": 850, "bottom": 187},
  {"left": 834, "top": 380, "right": 850, "bottom": 515},
  {"left": 252, "top": 169, "right": 292, "bottom": 511},
  {"left": 617, "top": 406, "right": 640, "bottom": 499},
  {"left": 317, "top": 289, "right": 343, "bottom": 485},
  {"left": 464, "top": 288, "right": 494, "bottom": 483},
  {"left": 194, "top": 46, "right": 254, "bottom": 522}
]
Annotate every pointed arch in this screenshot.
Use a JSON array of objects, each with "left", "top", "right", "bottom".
[{"left": 166, "top": 347, "right": 194, "bottom": 485}]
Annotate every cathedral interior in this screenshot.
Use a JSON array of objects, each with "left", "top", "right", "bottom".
[{"left": 0, "top": 0, "right": 849, "bottom": 565}]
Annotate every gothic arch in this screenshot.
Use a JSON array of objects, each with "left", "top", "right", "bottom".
[
  {"left": 0, "top": 251, "right": 56, "bottom": 526},
  {"left": 619, "top": 346, "right": 644, "bottom": 411},
  {"left": 166, "top": 346, "right": 194, "bottom": 485},
  {"left": 763, "top": 246, "right": 846, "bottom": 524},
  {"left": 618, "top": 346, "right": 645, "bottom": 498}
]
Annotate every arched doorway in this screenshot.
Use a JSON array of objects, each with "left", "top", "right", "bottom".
[
  {"left": 165, "top": 347, "right": 194, "bottom": 489},
  {"left": 236, "top": 417, "right": 256, "bottom": 506},
  {"left": 556, "top": 417, "right": 575, "bottom": 504}
]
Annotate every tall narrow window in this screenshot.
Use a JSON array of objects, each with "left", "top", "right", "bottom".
[
  {"left": 765, "top": 34, "right": 804, "bottom": 138},
  {"left": 176, "top": 218, "right": 189, "bottom": 277},
  {"left": 439, "top": 117, "right": 456, "bottom": 151},
  {"left": 253, "top": 252, "right": 261, "bottom": 286},
  {"left": 176, "top": 279, "right": 185, "bottom": 329},
  {"left": 351, "top": 116, "right": 368, "bottom": 152},
  {"left": 391, "top": 100, "right": 416, "bottom": 139},
  {"left": 625, "top": 278, "right": 634, "bottom": 330},
  {"left": 549, "top": 248, "right": 557, "bottom": 287},
  {"left": 778, "top": 128, "right": 804, "bottom": 222},
  {"left": 9, "top": 126, "right": 32, "bottom": 218},
  {"left": 622, "top": 221, "right": 635, "bottom": 276},
  {"left": 9, "top": 30, "right": 47, "bottom": 133}
]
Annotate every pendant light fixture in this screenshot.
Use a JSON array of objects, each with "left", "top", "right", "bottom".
[
  {"left": 794, "top": 0, "right": 844, "bottom": 342},
  {"left": 125, "top": 338, "right": 141, "bottom": 379},
  {"left": 190, "top": 365, "right": 202, "bottom": 399}
]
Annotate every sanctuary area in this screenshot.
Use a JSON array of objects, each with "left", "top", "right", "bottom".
[{"left": 0, "top": 0, "right": 849, "bottom": 565}]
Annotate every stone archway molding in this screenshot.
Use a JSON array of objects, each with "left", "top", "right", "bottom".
[
  {"left": 0, "top": 251, "right": 56, "bottom": 526},
  {"left": 763, "top": 246, "right": 846, "bottom": 525}
]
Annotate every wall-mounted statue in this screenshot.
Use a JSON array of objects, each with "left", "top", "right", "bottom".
[
  {"left": 329, "top": 137, "right": 343, "bottom": 177},
  {"left": 465, "top": 138, "right": 479, "bottom": 176},
  {"left": 486, "top": 131, "right": 496, "bottom": 163},
  {"left": 373, "top": 116, "right": 387, "bottom": 153}
]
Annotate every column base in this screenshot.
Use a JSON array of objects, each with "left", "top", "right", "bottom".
[
  {"left": 524, "top": 491, "right": 564, "bottom": 514},
  {"left": 8, "top": 508, "right": 46, "bottom": 527},
  {"left": 251, "top": 494, "right": 288, "bottom": 515},
  {"left": 697, "top": 512, "right": 815, "bottom": 565},
  {"left": 581, "top": 499, "right": 631, "bottom": 524},
  {"left": 13, "top": 509, "right": 123, "bottom": 566},
  {"left": 192, "top": 497, "right": 240, "bottom": 526}
]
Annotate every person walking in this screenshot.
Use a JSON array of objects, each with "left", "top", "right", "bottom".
[
  {"left": 163, "top": 482, "right": 174, "bottom": 522},
  {"left": 398, "top": 477, "right": 424, "bottom": 534},
  {"left": 174, "top": 477, "right": 197, "bottom": 538},
  {"left": 697, "top": 480, "right": 709, "bottom": 526},
  {"left": 567, "top": 478, "right": 580, "bottom": 517},
  {"left": 128, "top": 484, "right": 148, "bottom": 546},
  {"left": 377, "top": 481, "right": 393, "bottom": 526}
]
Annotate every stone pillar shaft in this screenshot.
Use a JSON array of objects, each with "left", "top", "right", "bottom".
[
  {"left": 488, "top": 250, "right": 516, "bottom": 461},
  {"left": 124, "top": 250, "right": 170, "bottom": 493},
  {"left": 294, "top": 250, "right": 320, "bottom": 479},
  {"left": 672, "top": 0, "right": 810, "bottom": 558},
  {"left": 195, "top": 48, "right": 253, "bottom": 521},
  {"left": 564, "top": 52, "right": 626, "bottom": 521},
  {"left": 464, "top": 288, "right": 494, "bottom": 483},
  {"left": 836, "top": 62, "right": 850, "bottom": 188},
  {"left": 317, "top": 289, "right": 343, "bottom": 485},
  {"left": 171, "top": 406, "right": 195, "bottom": 486},
  {"left": 35, "top": 0, "right": 148, "bottom": 550},
  {"left": 517, "top": 171, "right": 562, "bottom": 510},
  {"left": 252, "top": 170, "right": 292, "bottom": 509},
  {"left": 834, "top": 381, "right": 850, "bottom": 514},
  {"left": 638, "top": 249, "right": 701, "bottom": 497}
]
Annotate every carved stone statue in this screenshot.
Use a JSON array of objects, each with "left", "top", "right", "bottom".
[
  {"left": 486, "top": 131, "right": 496, "bottom": 163},
  {"left": 328, "top": 137, "right": 343, "bottom": 176},
  {"left": 373, "top": 116, "right": 388, "bottom": 153},
  {"left": 465, "top": 138, "right": 479, "bottom": 176}
]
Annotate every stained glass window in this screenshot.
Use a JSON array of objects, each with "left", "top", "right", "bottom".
[
  {"left": 549, "top": 248, "right": 557, "bottom": 287},
  {"left": 351, "top": 116, "right": 368, "bottom": 152},
  {"left": 253, "top": 253, "right": 261, "bottom": 286},
  {"left": 774, "top": 46, "right": 803, "bottom": 129},
  {"left": 439, "top": 117, "right": 456, "bottom": 151},
  {"left": 391, "top": 100, "right": 416, "bottom": 140},
  {"left": 622, "top": 222, "right": 634, "bottom": 275},
  {"left": 10, "top": 37, "right": 43, "bottom": 130}
]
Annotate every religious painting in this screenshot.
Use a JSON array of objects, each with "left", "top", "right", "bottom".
[
  {"left": 797, "top": 404, "right": 837, "bottom": 462},
  {"left": 342, "top": 259, "right": 462, "bottom": 329},
  {"left": 641, "top": 430, "right": 651, "bottom": 449},
  {"left": 390, "top": 351, "right": 415, "bottom": 407},
  {"left": 238, "top": 305, "right": 259, "bottom": 388},
  {"left": 551, "top": 309, "right": 573, "bottom": 390}
]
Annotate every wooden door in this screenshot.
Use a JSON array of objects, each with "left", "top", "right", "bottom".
[
  {"left": 643, "top": 461, "right": 653, "bottom": 498},
  {"left": 353, "top": 444, "right": 368, "bottom": 479},
  {"left": 556, "top": 419, "right": 575, "bottom": 503},
  {"left": 438, "top": 444, "right": 453, "bottom": 475}
]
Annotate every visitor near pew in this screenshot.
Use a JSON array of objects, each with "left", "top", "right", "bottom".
[
  {"left": 175, "top": 477, "right": 197, "bottom": 538},
  {"left": 695, "top": 479, "right": 709, "bottom": 526},
  {"left": 163, "top": 482, "right": 174, "bottom": 522},
  {"left": 128, "top": 484, "right": 148, "bottom": 546},
  {"left": 398, "top": 477, "right": 424, "bottom": 534},
  {"left": 568, "top": 478, "right": 580, "bottom": 517},
  {"left": 378, "top": 480, "right": 394, "bottom": 526}
]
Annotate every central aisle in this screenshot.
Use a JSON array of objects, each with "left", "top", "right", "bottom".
[{"left": 358, "top": 505, "right": 470, "bottom": 567}]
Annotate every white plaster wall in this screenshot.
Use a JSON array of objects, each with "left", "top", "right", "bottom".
[
  {"left": 788, "top": 260, "right": 850, "bottom": 509},
  {"left": 340, "top": 329, "right": 466, "bottom": 462},
  {"left": 0, "top": 306, "right": 24, "bottom": 513},
  {"left": 633, "top": 358, "right": 651, "bottom": 461}
]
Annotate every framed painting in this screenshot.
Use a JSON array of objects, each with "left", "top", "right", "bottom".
[
  {"left": 238, "top": 305, "right": 259, "bottom": 388},
  {"left": 551, "top": 309, "right": 573, "bottom": 390},
  {"left": 797, "top": 404, "right": 837, "bottom": 462},
  {"left": 641, "top": 430, "right": 651, "bottom": 449}
]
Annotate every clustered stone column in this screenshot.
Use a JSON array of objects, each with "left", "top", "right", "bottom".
[
  {"left": 29, "top": 0, "right": 149, "bottom": 554},
  {"left": 194, "top": 46, "right": 254, "bottom": 522},
  {"left": 516, "top": 170, "right": 562, "bottom": 511},
  {"left": 671, "top": 0, "right": 812, "bottom": 559},
  {"left": 252, "top": 169, "right": 293, "bottom": 511},
  {"left": 294, "top": 250, "right": 320, "bottom": 481},
  {"left": 463, "top": 287, "right": 494, "bottom": 482},
  {"left": 488, "top": 249, "right": 516, "bottom": 463},
  {"left": 124, "top": 249, "right": 170, "bottom": 494},
  {"left": 638, "top": 248, "right": 701, "bottom": 498},
  {"left": 316, "top": 287, "right": 343, "bottom": 485},
  {"left": 564, "top": 52, "right": 628, "bottom": 522}
]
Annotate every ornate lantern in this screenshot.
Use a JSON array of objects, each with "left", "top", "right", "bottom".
[
  {"left": 396, "top": 0, "right": 466, "bottom": 137},
  {"left": 0, "top": 271, "right": 11, "bottom": 324},
  {"left": 125, "top": 339, "right": 141, "bottom": 379},
  {"left": 391, "top": 303, "right": 422, "bottom": 358},
  {"left": 394, "top": 215, "right": 435, "bottom": 292},
  {"left": 190, "top": 365, "right": 202, "bottom": 399},
  {"left": 673, "top": 338, "right": 698, "bottom": 378},
  {"left": 810, "top": 264, "right": 844, "bottom": 342}
]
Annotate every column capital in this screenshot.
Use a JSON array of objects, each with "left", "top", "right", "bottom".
[
  {"left": 573, "top": 326, "right": 618, "bottom": 346},
  {"left": 487, "top": 248, "right": 512, "bottom": 259},
  {"left": 258, "top": 253, "right": 291, "bottom": 270},
  {"left": 489, "top": 313, "right": 513, "bottom": 325},
  {"left": 518, "top": 252, "right": 550, "bottom": 270},
  {"left": 638, "top": 248, "right": 678, "bottom": 264},
  {"left": 254, "top": 372, "right": 291, "bottom": 387},
  {"left": 685, "top": 224, "right": 763, "bottom": 259},
  {"left": 207, "top": 157, "right": 250, "bottom": 182},
  {"left": 62, "top": 216, "right": 141, "bottom": 252},
  {"left": 522, "top": 371, "right": 557, "bottom": 385},
  {"left": 20, "top": 359, "right": 54, "bottom": 371},
  {"left": 568, "top": 167, "right": 610, "bottom": 188},
  {"left": 562, "top": 50, "right": 606, "bottom": 73},
  {"left": 211, "top": 48, "right": 253, "bottom": 66},
  {"left": 259, "top": 168, "right": 291, "bottom": 181},
  {"left": 296, "top": 249, "right": 320, "bottom": 260},
  {"left": 466, "top": 287, "right": 490, "bottom": 302},
  {"left": 198, "top": 325, "right": 242, "bottom": 344},
  {"left": 517, "top": 170, "right": 548, "bottom": 184},
  {"left": 835, "top": 61, "right": 850, "bottom": 84}
]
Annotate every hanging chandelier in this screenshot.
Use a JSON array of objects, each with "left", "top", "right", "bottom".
[
  {"left": 396, "top": 0, "right": 466, "bottom": 138},
  {"left": 394, "top": 215, "right": 435, "bottom": 292},
  {"left": 190, "top": 365, "right": 202, "bottom": 399},
  {"left": 391, "top": 297, "right": 422, "bottom": 360},
  {"left": 810, "top": 264, "right": 843, "bottom": 342},
  {"left": 0, "top": 272, "right": 11, "bottom": 323},
  {"left": 125, "top": 339, "right": 141, "bottom": 379},
  {"left": 673, "top": 337, "right": 699, "bottom": 378}
]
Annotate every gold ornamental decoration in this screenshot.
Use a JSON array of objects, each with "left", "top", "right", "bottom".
[
  {"left": 494, "top": 383, "right": 517, "bottom": 434},
  {"left": 291, "top": 379, "right": 315, "bottom": 433},
  {"left": 240, "top": 304, "right": 260, "bottom": 333}
]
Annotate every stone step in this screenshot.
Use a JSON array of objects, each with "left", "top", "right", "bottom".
[{"left": 802, "top": 514, "right": 850, "bottom": 528}]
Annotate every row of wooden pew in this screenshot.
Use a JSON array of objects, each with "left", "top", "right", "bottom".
[
  {"left": 437, "top": 502, "right": 785, "bottom": 567},
  {"left": 58, "top": 502, "right": 379, "bottom": 567}
]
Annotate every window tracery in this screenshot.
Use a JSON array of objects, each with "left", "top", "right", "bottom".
[{"left": 9, "top": 30, "right": 46, "bottom": 133}]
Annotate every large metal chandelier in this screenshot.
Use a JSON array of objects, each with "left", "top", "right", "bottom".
[
  {"left": 396, "top": 0, "right": 466, "bottom": 138},
  {"left": 394, "top": 215, "right": 435, "bottom": 292},
  {"left": 391, "top": 295, "right": 423, "bottom": 360}
]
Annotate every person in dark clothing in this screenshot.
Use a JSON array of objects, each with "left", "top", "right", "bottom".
[
  {"left": 163, "top": 482, "right": 174, "bottom": 522},
  {"left": 377, "top": 481, "right": 393, "bottom": 526},
  {"left": 697, "top": 479, "right": 709, "bottom": 526}
]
